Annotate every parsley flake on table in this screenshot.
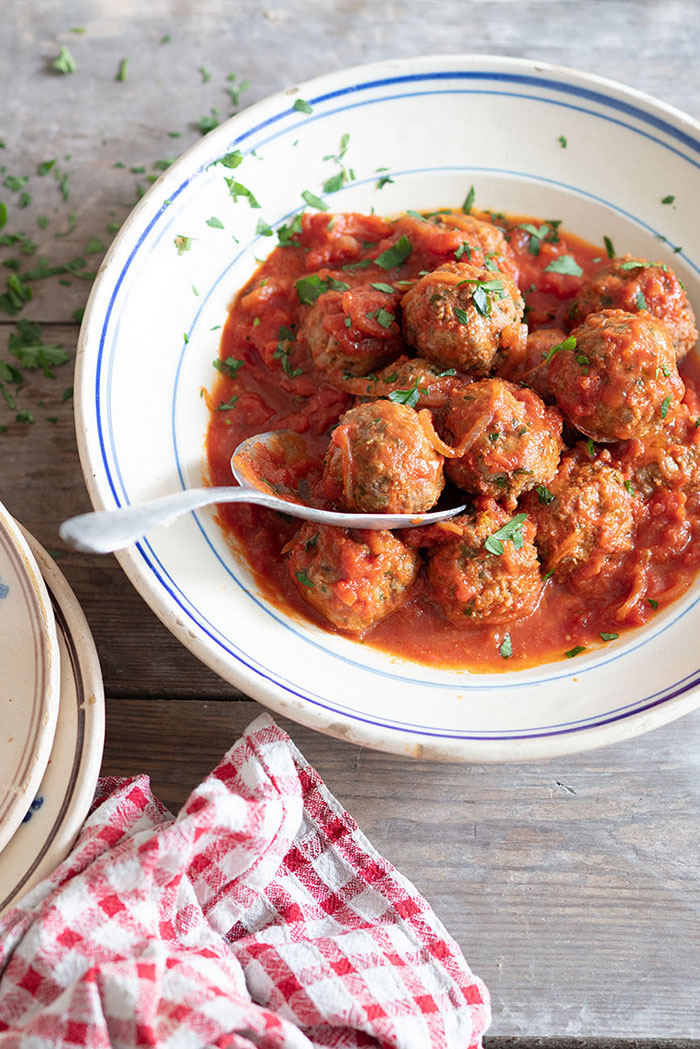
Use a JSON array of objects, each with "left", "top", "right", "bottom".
[
  {"left": 293, "top": 98, "right": 313, "bottom": 114},
  {"left": 38, "top": 159, "right": 56, "bottom": 176},
  {"left": 213, "top": 356, "right": 244, "bottom": 379},
  {"left": 52, "top": 46, "right": 77, "bottom": 75},
  {"left": 301, "top": 189, "right": 328, "bottom": 211},
  {"left": 199, "top": 110, "right": 220, "bottom": 134},
  {"left": 227, "top": 74, "right": 250, "bottom": 108},
  {"left": 198, "top": 65, "right": 211, "bottom": 83},
  {"left": 462, "top": 185, "right": 475, "bottom": 214},
  {"left": 499, "top": 633, "right": 513, "bottom": 659},
  {"left": 375, "top": 235, "right": 413, "bottom": 270},
  {"left": 484, "top": 513, "right": 528, "bottom": 555},
  {"left": 84, "top": 236, "right": 106, "bottom": 255},
  {"left": 116, "top": 58, "right": 129, "bottom": 82},
  {"left": 9, "top": 320, "right": 68, "bottom": 376},
  {"left": 544, "top": 254, "right": 583, "bottom": 277}
]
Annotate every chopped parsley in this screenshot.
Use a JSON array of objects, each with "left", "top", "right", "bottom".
[
  {"left": 274, "top": 325, "right": 303, "bottom": 378},
  {"left": 212, "top": 356, "right": 244, "bottom": 379},
  {"left": 301, "top": 189, "right": 328, "bottom": 211},
  {"left": 517, "top": 222, "right": 559, "bottom": 256},
  {"left": 199, "top": 110, "right": 220, "bottom": 134},
  {"left": 52, "top": 46, "right": 77, "bottom": 75},
  {"left": 116, "top": 58, "right": 129, "bottom": 82},
  {"left": 543, "top": 335, "right": 577, "bottom": 363},
  {"left": 661, "top": 194, "right": 675, "bottom": 205},
  {"left": 8, "top": 320, "right": 69, "bottom": 376},
  {"left": 227, "top": 74, "right": 250, "bottom": 108},
  {"left": 544, "top": 254, "right": 583, "bottom": 277},
  {"left": 660, "top": 396, "right": 671, "bottom": 420},
  {"left": 536, "top": 485, "right": 555, "bottom": 505},
  {"left": 604, "top": 235, "right": 615, "bottom": 259},
  {"left": 296, "top": 274, "right": 349, "bottom": 305},
  {"left": 462, "top": 185, "right": 475, "bottom": 214},
  {"left": 624, "top": 480, "right": 635, "bottom": 495},
  {"left": 648, "top": 598, "right": 659, "bottom": 610},
  {"left": 499, "top": 633, "right": 513, "bottom": 659},
  {"left": 255, "top": 218, "right": 273, "bottom": 237},
  {"left": 370, "top": 282, "right": 395, "bottom": 294},
  {"left": 454, "top": 306, "right": 470, "bottom": 325},
  {"left": 565, "top": 646, "right": 586, "bottom": 658},
  {"left": 484, "top": 513, "right": 528, "bottom": 555},
  {"left": 219, "top": 150, "right": 244, "bottom": 169},
  {"left": 458, "top": 277, "right": 506, "bottom": 317},
  {"left": 455, "top": 242, "right": 471, "bottom": 262},
  {"left": 636, "top": 289, "right": 647, "bottom": 310},
  {"left": 304, "top": 532, "right": 319, "bottom": 551},
  {"left": 374, "top": 308, "right": 395, "bottom": 329},
  {"left": 600, "top": 632, "right": 619, "bottom": 642},
  {"left": 586, "top": 437, "right": 596, "bottom": 457},
  {"left": 375, "top": 235, "right": 412, "bottom": 270},
  {"left": 206, "top": 216, "right": 224, "bottom": 229},
  {"left": 277, "top": 213, "right": 303, "bottom": 245},
  {"left": 216, "top": 397, "right": 239, "bottom": 411},
  {"left": 295, "top": 570, "right": 315, "bottom": 588},
  {"left": 174, "top": 235, "right": 193, "bottom": 255},
  {"left": 293, "top": 98, "right": 313, "bottom": 114},
  {"left": 376, "top": 174, "right": 394, "bottom": 189},
  {"left": 38, "top": 159, "right": 56, "bottom": 176},
  {"left": 558, "top": 135, "right": 567, "bottom": 148},
  {"left": 388, "top": 380, "right": 427, "bottom": 409},
  {"left": 225, "top": 178, "right": 260, "bottom": 208}
]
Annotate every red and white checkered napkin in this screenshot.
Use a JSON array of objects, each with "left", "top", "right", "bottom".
[{"left": 0, "top": 714, "right": 489, "bottom": 1048}]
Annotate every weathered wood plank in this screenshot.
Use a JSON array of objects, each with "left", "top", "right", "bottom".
[{"left": 102, "top": 697, "right": 700, "bottom": 1039}]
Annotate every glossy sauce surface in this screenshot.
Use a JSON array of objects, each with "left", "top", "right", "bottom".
[{"left": 206, "top": 210, "right": 700, "bottom": 671}]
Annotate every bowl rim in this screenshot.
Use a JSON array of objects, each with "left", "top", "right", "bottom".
[{"left": 74, "top": 52, "right": 700, "bottom": 762}]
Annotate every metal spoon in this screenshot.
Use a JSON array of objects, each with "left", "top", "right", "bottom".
[{"left": 59, "top": 430, "right": 465, "bottom": 554}]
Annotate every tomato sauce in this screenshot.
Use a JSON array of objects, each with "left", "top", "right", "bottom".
[{"left": 205, "top": 209, "right": 700, "bottom": 671}]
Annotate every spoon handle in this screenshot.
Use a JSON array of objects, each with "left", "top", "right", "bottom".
[{"left": 58, "top": 487, "right": 285, "bottom": 554}]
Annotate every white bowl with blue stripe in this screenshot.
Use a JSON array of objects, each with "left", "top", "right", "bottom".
[{"left": 75, "top": 55, "right": 700, "bottom": 761}]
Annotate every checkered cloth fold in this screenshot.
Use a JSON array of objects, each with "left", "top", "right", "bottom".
[{"left": 0, "top": 714, "right": 490, "bottom": 1048}]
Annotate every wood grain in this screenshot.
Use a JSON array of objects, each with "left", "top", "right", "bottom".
[
  {"left": 103, "top": 698, "right": 700, "bottom": 1039},
  {"left": 3, "top": 1, "right": 700, "bottom": 1041}
]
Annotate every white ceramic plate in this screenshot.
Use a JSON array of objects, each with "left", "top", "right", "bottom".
[
  {"left": 0, "top": 504, "right": 60, "bottom": 849},
  {"left": 75, "top": 54, "right": 700, "bottom": 761},
  {"left": 0, "top": 532, "right": 105, "bottom": 916}
]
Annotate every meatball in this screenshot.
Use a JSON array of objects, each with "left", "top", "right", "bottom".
[
  {"left": 548, "top": 309, "right": 684, "bottom": 442},
  {"left": 340, "top": 355, "right": 463, "bottom": 410},
  {"left": 287, "top": 522, "right": 420, "bottom": 633},
  {"left": 497, "top": 328, "right": 567, "bottom": 401},
  {"left": 323, "top": 400, "right": 445, "bottom": 513},
  {"left": 384, "top": 212, "right": 519, "bottom": 280},
  {"left": 522, "top": 445, "right": 638, "bottom": 578},
  {"left": 569, "top": 254, "right": 697, "bottom": 361},
  {"left": 612, "top": 400, "right": 700, "bottom": 498},
  {"left": 441, "top": 378, "right": 563, "bottom": 506},
  {"left": 300, "top": 283, "right": 403, "bottom": 381},
  {"left": 401, "top": 261, "right": 526, "bottom": 374},
  {"left": 427, "top": 502, "right": 543, "bottom": 624}
]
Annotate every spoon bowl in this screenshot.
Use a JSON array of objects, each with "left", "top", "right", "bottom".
[{"left": 59, "top": 429, "right": 466, "bottom": 554}]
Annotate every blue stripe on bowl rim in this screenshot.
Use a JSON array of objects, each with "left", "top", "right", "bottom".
[{"left": 95, "top": 67, "right": 700, "bottom": 741}]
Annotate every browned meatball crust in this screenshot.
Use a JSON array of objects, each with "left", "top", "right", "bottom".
[
  {"left": 322, "top": 400, "right": 445, "bottom": 514},
  {"left": 401, "top": 261, "right": 526, "bottom": 374},
  {"left": 522, "top": 445, "right": 638, "bottom": 578},
  {"left": 548, "top": 309, "right": 684, "bottom": 441},
  {"left": 497, "top": 328, "right": 567, "bottom": 402},
  {"left": 299, "top": 283, "right": 403, "bottom": 381},
  {"left": 287, "top": 522, "right": 420, "bottom": 633},
  {"left": 612, "top": 399, "right": 700, "bottom": 499},
  {"left": 427, "top": 502, "right": 543, "bottom": 624},
  {"left": 569, "top": 254, "right": 697, "bottom": 361},
  {"left": 440, "top": 377, "right": 563, "bottom": 507}
]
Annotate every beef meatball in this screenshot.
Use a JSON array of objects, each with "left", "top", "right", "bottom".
[
  {"left": 548, "top": 309, "right": 684, "bottom": 442},
  {"left": 427, "top": 502, "right": 543, "bottom": 624},
  {"left": 569, "top": 254, "right": 698, "bottom": 361},
  {"left": 523, "top": 445, "right": 638, "bottom": 578},
  {"left": 612, "top": 400, "right": 700, "bottom": 499},
  {"left": 323, "top": 400, "right": 445, "bottom": 513},
  {"left": 441, "top": 378, "right": 563, "bottom": 507},
  {"left": 401, "top": 261, "right": 526, "bottom": 374},
  {"left": 497, "top": 328, "right": 567, "bottom": 401},
  {"left": 300, "top": 283, "right": 403, "bottom": 381},
  {"left": 384, "top": 212, "right": 519, "bottom": 280},
  {"left": 287, "top": 523, "right": 420, "bottom": 633}
]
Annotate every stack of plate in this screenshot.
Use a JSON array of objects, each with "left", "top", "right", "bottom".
[{"left": 0, "top": 501, "right": 104, "bottom": 917}]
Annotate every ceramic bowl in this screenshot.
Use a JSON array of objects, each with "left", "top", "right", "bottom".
[
  {"left": 75, "top": 54, "right": 700, "bottom": 761},
  {"left": 0, "top": 531, "right": 105, "bottom": 916},
  {"left": 0, "top": 503, "right": 61, "bottom": 850}
]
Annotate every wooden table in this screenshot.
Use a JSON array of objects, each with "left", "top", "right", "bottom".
[{"left": 3, "top": 1, "right": 700, "bottom": 1043}]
